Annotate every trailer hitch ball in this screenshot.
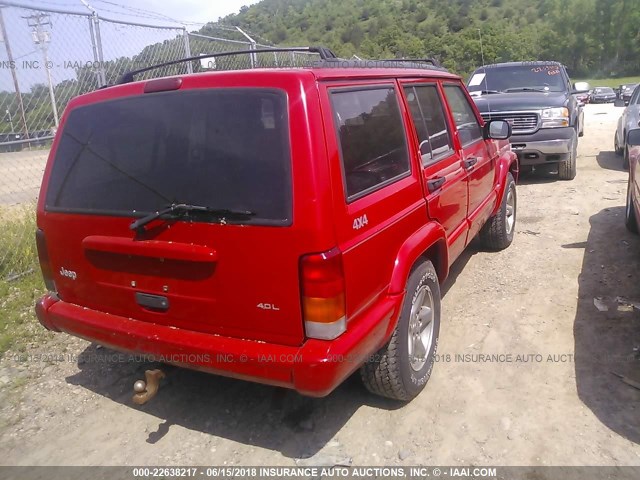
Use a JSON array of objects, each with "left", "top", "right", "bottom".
[{"left": 132, "top": 369, "right": 165, "bottom": 405}]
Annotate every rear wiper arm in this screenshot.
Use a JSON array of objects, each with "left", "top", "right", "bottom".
[{"left": 130, "top": 203, "right": 255, "bottom": 231}]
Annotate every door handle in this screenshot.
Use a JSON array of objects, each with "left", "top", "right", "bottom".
[
  {"left": 136, "top": 292, "right": 169, "bottom": 311},
  {"left": 464, "top": 157, "right": 478, "bottom": 169},
  {"left": 427, "top": 176, "right": 445, "bottom": 193}
]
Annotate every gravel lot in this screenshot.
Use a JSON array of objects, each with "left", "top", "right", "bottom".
[
  {"left": 0, "top": 149, "right": 48, "bottom": 207},
  {"left": 0, "top": 103, "right": 639, "bottom": 466}
]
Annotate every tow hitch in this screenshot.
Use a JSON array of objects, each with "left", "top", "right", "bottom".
[{"left": 132, "top": 369, "right": 165, "bottom": 405}]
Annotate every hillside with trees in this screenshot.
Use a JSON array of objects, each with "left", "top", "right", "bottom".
[
  {"left": 2, "top": 0, "right": 639, "bottom": 136},
  {"left": 219, "top": 0, "right": 640, "bottom": 78}
]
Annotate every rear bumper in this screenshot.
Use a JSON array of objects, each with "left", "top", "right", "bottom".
[
  {"left": 35, "top": 293, "right": 402, "bottom": 397},
  {"left": 509, "top": 127, "right": 576, "bottom": 166}
]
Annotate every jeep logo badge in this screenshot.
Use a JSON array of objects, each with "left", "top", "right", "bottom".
[{"left": 60, "top": 267, "right": 77, "bottom": 280}]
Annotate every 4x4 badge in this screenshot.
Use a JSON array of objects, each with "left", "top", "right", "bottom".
[{"left": 353, "top": 214, "right": 369, "bottom": 230}]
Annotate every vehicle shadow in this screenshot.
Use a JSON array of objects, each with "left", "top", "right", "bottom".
[
  {"left": 516, "top": 167, "right": 562, "bottom": 185},
  {"left": 63, "top": 245, "right": 480, "bottom": 457},
  {"left": 441, "top": 242, "right": 477, "bottom": 297},
  {"left": 65, "top": 345, "right": 404, "bottom": 458},
  {"left": 596, "top": 150, "right": 625, "bottom": 172},
  {"left": 574, "top": 206, "right": 640, "bottom": 444}
]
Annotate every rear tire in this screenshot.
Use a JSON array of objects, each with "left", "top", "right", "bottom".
[
  {"left": 626, "top": 175, "right": 638, "bottom": 234},
  {"left": 623, "top": 146, "right": 630, "bottom": 170},
  {"left": 558, "top": 140, "right": 577, "bottom": 180},
  {"left": 615, "top": 132, "right": 624, "bottom": 156},
  {"left": 480, "top": 173, "right": 516, "bottom": 251},
  {"left": 360, "top": 261, "right": 440, "bottom": 401}
]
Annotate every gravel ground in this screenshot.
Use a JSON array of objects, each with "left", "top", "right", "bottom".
[{"left": 0, "top": 103, "right": 638, "bottom": 466}]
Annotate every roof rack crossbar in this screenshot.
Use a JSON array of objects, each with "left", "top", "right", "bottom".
[
  {"left": 117, "top": 46, "right": 337, "bottom": 84},
  {"left": 380, "top": 58, "right": 442, "bottom": 67}
]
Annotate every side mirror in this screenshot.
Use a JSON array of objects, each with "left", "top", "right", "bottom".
[
  {"left": 572, "top": 81, "right": 590, "bottom": 93},
  {"left": 484, "top": 119, "right": 511, "bottom": 140},
  {"left": 627, "top": 128, "right": 640, "bottom": 147}
]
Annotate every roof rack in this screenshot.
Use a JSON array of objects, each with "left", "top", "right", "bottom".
[
  {"left": 380, "top": 58, "right": 443, "bottom": 68},
  {"left": 117, "top": 46, "right": 338, "bottom": 84}
]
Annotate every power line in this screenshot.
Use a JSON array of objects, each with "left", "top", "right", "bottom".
[
  {"left": 17, "top": 0, "right": 86, "bottom": 7},
  {"left": 93, "top": 0, "right": 204, "bottom": 26}
]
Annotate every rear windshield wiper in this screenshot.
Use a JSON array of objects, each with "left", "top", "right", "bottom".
[
  {"left": 503, "top": 87, "right": 547, "bottom": 93},
  {"left": 130, "top": 203, "right": 255, "bottom": 231}
]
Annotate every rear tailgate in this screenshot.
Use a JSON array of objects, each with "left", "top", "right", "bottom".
[{"left": 37, "top": 72, "right": 332, "bottom": 347}]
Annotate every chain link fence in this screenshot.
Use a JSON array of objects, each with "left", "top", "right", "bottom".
[
  {"left": 0, "top": 1, "right": 317, "bottom": 281},
  {"left": 187, "top": 33, "right": 319, "bottom": 70}
]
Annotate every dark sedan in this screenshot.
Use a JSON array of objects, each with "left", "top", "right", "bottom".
[
  {"left": 621, "top": 83, "right": 639, "bottom": 105},
  {"left": 590, "top": 87, "right": 617, "bottom": 103}
]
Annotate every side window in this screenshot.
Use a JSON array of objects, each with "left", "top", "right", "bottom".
[
  {"left": 631, "top": 86, "right": 640, "bottom": 105},
  {"left": 330, "top": 86, "right": 411, "bottom": 200},
  {"left": 443, "top": 85, "right": 483, "bottom": 147},
  {"left": 403, "top": 85, "right": 454, "bottom": 165}
]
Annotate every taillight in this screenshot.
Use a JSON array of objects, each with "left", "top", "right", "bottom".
[
  {"left": 35, "top": 229, "right": 56, "bottom": 292},
  {"left": 300, "top": 248, "right": 346, "bottom": 340}
]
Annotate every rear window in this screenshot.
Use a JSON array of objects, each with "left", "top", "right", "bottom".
[{"left": 45, "top": 89, "right": 292, "bottom": 225}]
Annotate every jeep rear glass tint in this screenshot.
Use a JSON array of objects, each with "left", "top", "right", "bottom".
[
  {"left": 45, "top": 89, "right": 291, "bottom": 225},
  {"left": 403, "top": 85, "right": 453, "bottom": 165},
  {"left": 330, "top": 87, "right": 410, "bottom": 200}
]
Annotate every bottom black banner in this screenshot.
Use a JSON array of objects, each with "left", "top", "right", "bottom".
[{"left": 0, "top": 466, "right": 638, "bottom": 480}]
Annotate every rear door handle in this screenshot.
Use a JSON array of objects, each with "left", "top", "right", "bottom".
[
  {"left": 427, "top": 176, "right": 445, "bottom": 193},
  {"left": 464, "top": 157, "right": 478, "bottom": 169}
]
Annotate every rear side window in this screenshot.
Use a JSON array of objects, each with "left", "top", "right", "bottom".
[
  {"left": 403, "top": 85, "right": 454, "bottom": 165},
  {"left": 46, "top": 89, "right": 291, "bottom": 225},
  {"left": 330, "top": 86, "right": 410, "bottom": 200},
  {"left": 443, "top": 85, "right": 483, "bottom": 147}
]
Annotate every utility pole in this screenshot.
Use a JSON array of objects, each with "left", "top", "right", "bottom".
[
  {"left": 26, "top": 12, "right": 59, "bottom": 127},
  {"left": 0, "top": 7, "right": 29, "bottom": 139},
  {"left": 235, "top": 26, "right": 257, "bottom": 68},
  {"left": 80, "top": 0, "right": 106, "bottom": 86},
  {"left": 5, "top": 109, "right": 14, "bottom": 132}
]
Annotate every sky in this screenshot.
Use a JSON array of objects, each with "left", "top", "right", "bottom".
[
  {"left": 132, "top": 0, "right": 261, "bottom": 25},
  {"left": 4, "top": 0, "right": 261, "bottom": 26},
  {"left": 0, "top": 0, "right": 263, "bottom": 92}
]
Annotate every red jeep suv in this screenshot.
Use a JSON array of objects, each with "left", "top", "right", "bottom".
[{"left": 35, "top": 48, "right": 518, "bottom": 401}]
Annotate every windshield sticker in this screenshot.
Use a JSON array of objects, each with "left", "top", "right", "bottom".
[
  {"left": 469, "top": 73, "right": 486, "bottom": 86},
  {"left": 531, "top": 65, "right": 560, "bottom": 75}
]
